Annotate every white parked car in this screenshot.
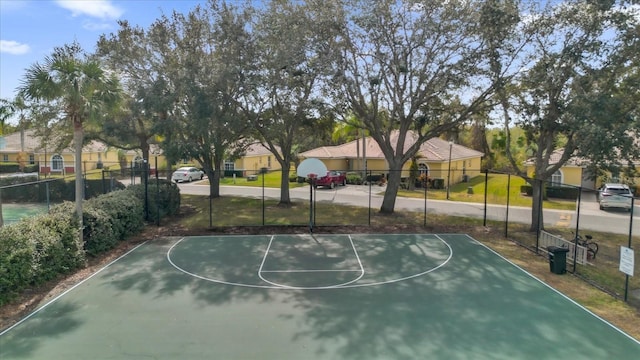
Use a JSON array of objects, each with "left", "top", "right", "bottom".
[
  {"left": 598, "top": 183, "right": 633, "bottom": 211},
  {"left": 171, "top": 167, "right": 204, "bottom": 183}
]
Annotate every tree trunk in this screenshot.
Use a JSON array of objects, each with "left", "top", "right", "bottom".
[
  {"left": 209, "top": 164, "right": 221, "bottom": 198},
  {"left": 279, "top": 167, "right": 291, "bottom": 205},
  {"left": 0, "top": 189, "right": 4, "bottom": 228},
  {"left": 140, "top": 140, "right": 150, "bottom": 164},
  {"left": 74, "top": 121, "right": 84, "bottom": 243},
  {"left": 380, "top": 169, "right": 402, "bottom": 214},
  {"left": 530, "top": 180, "right": 544, "bottom": 232}
]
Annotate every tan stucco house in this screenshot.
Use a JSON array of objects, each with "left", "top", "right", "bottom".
[
  {"left": 0, "top": 129, "right": 166, "bottom": 175},
  {"left": 524, "top": 149, "right": 639, "bottom": 191},
  {"left": 299, "top": 131, "right": 484, "bottom": 185},
  {"left": 223, "top": 142, "right": 282, "bottom": 176}
]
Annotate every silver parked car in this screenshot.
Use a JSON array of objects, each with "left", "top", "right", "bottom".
[
  {"left": 171, "top": 167, "right": 204, "bottom": 183},
  {"left": 598, "top": 183, "right": 633, "bottom": 211}
]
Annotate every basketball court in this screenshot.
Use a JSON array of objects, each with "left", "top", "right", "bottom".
[{"left": 1, "top": 233, "right": 638, "bottom": 359}]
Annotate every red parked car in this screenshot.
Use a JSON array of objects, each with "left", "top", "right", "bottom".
[{"left": 313, "top": 171, "right": 347, "bottom": 189}]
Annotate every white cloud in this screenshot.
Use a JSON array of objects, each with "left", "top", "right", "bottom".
[
  {"left": 83, "top": 20, "right": 113, "bottom": 31},
  {"left": 0, "top": 40, "right": 31, "bottom": 55},
  {"left": 55, "top": 0, "right": 123, "bottom": 20}
]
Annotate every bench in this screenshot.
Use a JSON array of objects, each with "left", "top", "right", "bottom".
[{"left": 247, "top": 175, "right": 258, "bottom": 181}]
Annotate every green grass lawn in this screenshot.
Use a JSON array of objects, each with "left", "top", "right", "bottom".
[
  {"left": 219, "top": 171, "right": 306, "bottom": 188},
  {"left": 398, "top": 174, "right": 576, "bottom": 210},
  {"left": 179, "top": 194, "right": 483, "bottom": 228},
  {"left": 214, "top": 171, "right": 575, "bottom": 210}
]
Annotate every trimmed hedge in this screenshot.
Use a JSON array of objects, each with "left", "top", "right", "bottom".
[
  {"left": 346, "top": 172, "right": 363, "bottom": 185},
  {"left": 224, "top": 170, "right": 244, "bottom": 178},
  {"left": 0, "top": 163, "right": 21, "bottom": 173},
  {"left": 0, "top": 210, "right": 83, "bottom": 305},
  {"left": 0, "top": 182, "right": 180, "bottom": 306},
  {"left": 520, "top": 185, "right": 580, "bottom": 199},
  {"left": 0, "top": 163, "right": 37, "bottom": 173}
]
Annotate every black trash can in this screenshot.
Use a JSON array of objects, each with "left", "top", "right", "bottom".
[{"left": 547, "top": 246, "right": 569, "bottom": 274}]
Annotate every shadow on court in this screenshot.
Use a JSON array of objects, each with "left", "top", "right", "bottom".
[{"left": 1, "top": 234, "right": 638, "bottom": 359}]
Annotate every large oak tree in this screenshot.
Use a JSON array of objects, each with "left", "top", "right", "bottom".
[
  {"left": 489, "top": 0, "right": 640, "bottom": 231},
  {"left": 331, "top": 0, "right": 499, "bottom": 214},
  {"left": 149, "top": 1, "right": 253, "bottom": 197}
]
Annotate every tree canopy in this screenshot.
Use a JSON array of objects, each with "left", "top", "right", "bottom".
[{"left": 11, "top": 0, "right": 640, "bottom": 228}]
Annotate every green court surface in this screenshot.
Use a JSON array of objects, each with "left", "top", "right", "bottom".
[
  {"left": 1, "top": 203, "right": 48, "bottom": 225},
  {"left": 1, "top": 234, "right": 638, "bottom": 359}
]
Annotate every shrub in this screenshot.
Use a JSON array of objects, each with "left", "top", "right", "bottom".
[
  {"left": 346, "top": 172, "right": 363, "bottom": 185},
  {"left": 0, "top": 225, "right": 35, "bottom": 305},
  {"left": 0, "top": 163, "right": 20, "bottom": 173},
  {"left": 224, "top": 170, "right": 243, "bottom": 178},
  {"left": 521, "top": 185, "right": 533, "bottom": 196},
  {"left": 520, "top": 185, "right": 579, "bottom": 199},
  {"left": 86, "top": 178, "right": 125, "bottom": 198},
  {"left": 0, "top": 187, "right": 149, "bottom": 305},
  {"left": 546, "top": 186, "right": 579, "bottom": 199},
  {"left": 128, "top": 180, "right": 181, "bottom": 222},
  {"left": 86, "top": 191, "right": 144, "bottom": 240},
  {"left": 431, "top": 178, "right": 445, "bottom": 189},
  {"left": 49, "top": 202, "right": 115, "bottom": 257},
  {"left": 0, "top": 210, "right": 83, "bottom": 305}
]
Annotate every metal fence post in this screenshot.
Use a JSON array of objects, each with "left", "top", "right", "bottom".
[
  {"left": 505, "top": 173, "right": 510, "bottom": 237},
  {"left": 483, "top": 169, "right": 488, "bottom": 227},
  {"left": 155, "top": 157, "right": 160, "bottom": 226},
  {"left": 572, "top": 188, "right": 582, "bottom": 274},
  {"left": 423, "top": 175, "right": 428, "bottom": 227},
  {"left": 368, "top": 170, "right": 372, "bottom": 226},
  {"left": 624, "top": 197, "right": 635, "bottom": 302},
  {"left": 143, "top": 159, "right": 149, "bottom": 221}
]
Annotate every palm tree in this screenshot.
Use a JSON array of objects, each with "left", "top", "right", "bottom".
[
  {"left": 332, "top": 115, "right": 367, "bottom": 174},
  {"left": 18, "top": 42, "right": 121, "bottom": 240},
  {"left": 0, "top": 97, "right": 18, "bottom": 227}
]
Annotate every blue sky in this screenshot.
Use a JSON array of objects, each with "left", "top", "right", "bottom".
[{"left": 0, "top": 0, "right": 207, "bottom": 115}]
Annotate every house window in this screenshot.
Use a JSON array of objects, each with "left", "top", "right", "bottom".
[
  {"left": 418, "top": 163, "right": 429, "bottom": 176},
  {"left": 224, "top": 160, "right": 235, "bottom": 171},
  {"left": 2, "top": 154, "right": 8, "bottom": 162},
  {"left": 29, "top": 154, "right": 35, "bottom": 164},
  {"left": 52, "top": 155, "right": 63, "bottom": 171},
  {"left": 268, "top": 156, "right": 271, "bottom": 168},
  {"left": 551, "top": 170, "right": 562, "bottom": 186}
]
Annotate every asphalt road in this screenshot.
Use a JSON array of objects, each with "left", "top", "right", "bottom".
[{"left": 174, "top": 180, "right": 639, "bottom": 236}]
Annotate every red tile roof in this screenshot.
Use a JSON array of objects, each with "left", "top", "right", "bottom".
[{"left": 300, "top": 131, "right": 483, "bottom": 162}]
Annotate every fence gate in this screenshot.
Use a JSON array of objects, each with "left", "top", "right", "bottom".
[{"left": 539, "top": 231, "right": 588, "bottom": 265}]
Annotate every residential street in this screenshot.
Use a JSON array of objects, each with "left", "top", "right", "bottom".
[{"left": 175, "top": 181, "right": 639, "bottom": 236}]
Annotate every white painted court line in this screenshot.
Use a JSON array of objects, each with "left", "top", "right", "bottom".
[
  {"left": 462, "top": 233, "right": 640, "bottom": 346},
  {"left": 257, "top": 234, "right": 365, "bottom": 290},
  {"left": 340, "top": 234, "right": 453, "bottom": 288},
  {"left": 261, "top": 269, "right": 362, "bottom": 273},
  {"left": 167, "top": 234, "right": 453, "bottom": 290}
]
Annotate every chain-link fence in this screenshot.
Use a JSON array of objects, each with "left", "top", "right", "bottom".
[
  {"left": 1, "top": 161, "right": 167, "bottom": 226},
  {"left": 4, "top": 164, "right": 638, "bottom": 307},
  {"left": 194, "top": 167, "right": 638, "bottom": 307}
]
